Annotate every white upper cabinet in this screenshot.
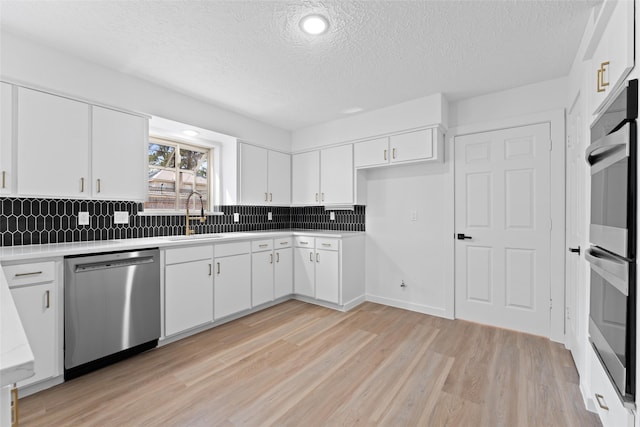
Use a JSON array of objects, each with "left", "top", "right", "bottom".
[
  {"left": 239, "top": 143, "right": 268, "bottom": 204},
  {"left": 268, "top": 150, "right": 291, "bottom": 205},
  {"left": 588, "top": 0, "right": 634, "bottom": 115},
  {"left": 354, "top": 128, "right": 442, "bottom": 169},
  {"left": 320, "top": 145, "right": 353, "bottom": 205},
  {"left": 390, "top": 129, "right": 433, "bottom": 163},
  {"left": 92, "top": 106, "right": 147, "bottom": 201},
  {"left": 292, "top": 150, "right": 320, "bottom": 205},
  {"left": 353, "top": 137, "right": 389, "bottom": 168},
  {"left": 239, "top": 143, "right": 290, "bottom": 205},
  {"left": 17, "top": 87, "right": 90, "bottom": 198},
  {"left": 1, "top": 82, "right": 12, "bottom": 195}
]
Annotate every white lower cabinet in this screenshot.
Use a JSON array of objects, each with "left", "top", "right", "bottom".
[
  {"left": 252, "top": 240, "right": 274, "bottom": 307},
  {"left": 274, "top": 237, "right": 293, "bottom": 299},
  {"left": 5, "top": 262, "right": 59, "bottom": 388},
  {"left": 214, "top": 242, "right": 251, "bottom": 320},
  {"left": 315, "top": 247, "right": 339, "bottom": 304},
  {"left": 294, "top": 237, "right": 316, "bottom": 298},
  {"left": 164, "top": 246, "right": 214, "bottom": 337},
  {"left": 589, "top": 347, "right": 634, "bottom": 427}
]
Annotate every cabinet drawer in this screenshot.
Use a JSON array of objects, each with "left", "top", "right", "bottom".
[
  {"left": 4, "top": 262, "right": 55, "bottom": 287},
  {"left": 274, "top": 237, "right": 292, "bottom": 249},
  {"left": 590, "top": 348, "right": 634, "bottom": 427},
  {"left": 216, "top": 241, "right": 251, "bottom": 258},
  {"left": 252, "top": 239, "right": 273, "bottom": 252},
  {"left": 294, "top": 236, "right": 315, "bottom": 248},
  {"left": 316, "top": 238, "right": 340, "bottom": 251},
  {"left": 165, "top": 245, "right": 212, "bottom": 265}
]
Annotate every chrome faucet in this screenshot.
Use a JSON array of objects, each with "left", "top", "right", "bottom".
[{"left": 185, "top": 190, "right": 206, "bottom": 236}]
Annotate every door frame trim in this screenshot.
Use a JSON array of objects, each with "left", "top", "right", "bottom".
[{"left": 449, "top": 108, "right": 566, "bottom": 343}]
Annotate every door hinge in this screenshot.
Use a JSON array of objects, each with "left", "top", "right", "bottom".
[
  {"left": 548, "top": 218, "right": 553, "bottom": 231},
  {"left": 550, "top": 298, "right": 553, "bottom": 309}
]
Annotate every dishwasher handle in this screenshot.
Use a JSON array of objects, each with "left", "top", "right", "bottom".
[{"left": 74, "top": 256, "right": 155, "bottom": 273}]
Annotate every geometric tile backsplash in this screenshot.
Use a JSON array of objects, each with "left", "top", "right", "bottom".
[{"left": 0, "top": 197, "right": 366, "bottom": 247}]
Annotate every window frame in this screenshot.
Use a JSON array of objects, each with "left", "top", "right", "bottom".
[{"left": 145, "top": 136, "right": 215, "bottom": 213}]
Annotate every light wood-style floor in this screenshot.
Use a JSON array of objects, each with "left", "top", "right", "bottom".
[{"left": 20, "top": 301, "right": 601, "bottom": 426}]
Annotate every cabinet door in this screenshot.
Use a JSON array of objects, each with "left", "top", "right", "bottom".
[
  {"left": 214, "top": 253, "right": 251, "bottom": 319},
  {"left": 292, "top": 151, "right": 320, "bottom": 205},
  {"left": 165, "top": 259, "right": 213, "bottom": 336},
  {"left": 268, "top": 150, "right": 291, "bottom": 205},
  {"left": 390, "top": 129, "right": 433, "bottom": 163},
  {"left": 92, "top": 106, "right": 147, "bottom": 201},
  {"left": 320, "top": 145, "right": 353, "bottom": 204},
  {"left": 294, "top": 247, "right": 315, "bottom": 297},
  {"left": 315, "top": 249, "right": 340, "bottom": 304},
  {"left": 17, "top": 88, "right": 90, "bottom": 198},
  {"left": 590, "top": 0, "right": 634, "bottom": 115},
  {"left": 354, "top": 137, "right": 389, "bottom": 168},
  {"left": 274, "top": 248, "right": 293, "bottom": 299},
  {"left": 1, "top": 82, "right": 12, "bottom": 195},
  {"left": 239, "top": 143, "right": 268, "bottom": 205},
  {"left": 11, "top": 282, "right": 56, "bottom": 387},
  {"left": 252, "top": 251, "right": 274, "bottom": 307}
]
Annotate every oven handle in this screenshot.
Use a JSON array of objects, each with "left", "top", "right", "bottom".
[
  {"left": 585, "top": 247, "right": 630, "bottom": 296},
  {"left": 585, "top": 124, "right": 630, "bottom": 174}
]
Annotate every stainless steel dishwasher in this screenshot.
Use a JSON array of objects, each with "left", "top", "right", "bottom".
[{"left": 64, "top": 248, "right": 160, "bottom": 380}]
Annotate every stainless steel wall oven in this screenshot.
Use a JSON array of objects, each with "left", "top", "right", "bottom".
[{"left": 586, "top": 79, "right": 637, "bottom": 403}]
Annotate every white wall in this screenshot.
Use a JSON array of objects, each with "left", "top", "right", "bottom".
[
  {"left": 364, "top": 161, "right": 453, "bottom": 318},
  {"left": 0, "top": 31, "right": 291, "bottom": 152},
  {"left": 291, "top": 93, "right": 447, "bottom": 152},
  {"left": 449, "top": 77, "right": 568, "bottom": 128}
]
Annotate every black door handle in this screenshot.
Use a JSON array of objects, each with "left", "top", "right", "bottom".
[
  {"left": 457, "top": 233, "right": 472, "bottom": 240},
  {"left": 568, "top": 246, "right": 581, "bottom": 255}
]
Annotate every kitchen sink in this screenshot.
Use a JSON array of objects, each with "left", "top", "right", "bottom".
[{"left": 165, "top": 234, "right": 224, "bottom": 241}]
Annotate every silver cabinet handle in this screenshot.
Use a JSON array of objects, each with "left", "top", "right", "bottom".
[
  {"left": 270, "top": 253, "right": 273, "bottom": 264},
  {"left": 259, "top": 244, "right": 268, "bottom": 248},
  {"left": 45, "top": 290, "right": 50, "bottom": 309},
  {"left": 264, "top": 192, "right": 268, "bottom": 202},
  {"left": 392, "top": 148, "right": 396, "bottom": 159},
  {"left": 316, "top": 253, "right": 320, "bottom": 263},
  {"left": 299, "top": 241, "right": 309, "bottom": 245},
  {"left": 217, "top": 262, "right": 221, "bottom": 274},
  {"left": 309, "top": 252, "right": 313, "bottom": 262},
  {"left": 80, "top": 177, "right": 85, "bottom": 192},
  {"left": 322, "top": 243, "right": 331, "bottom": 247},
  {"left": 595, "top": 394, "right": 609, "bottom": 411},
  {"left": 315, "top": 193, "right": 319, "bottom": 202},
  {"left": 280, "top": 241, "right": 289, "bottom": 245},
  {"left": 276, "top": 252, "right": 280, "bottom": 262},
  {"left": 15, "top": 271, "right": 43, "bottom": 277},
  {"left": 1, "top": 171, "right": 5, "bottom": 189},
  {"left": 321, "top": 193, "right": 325, "bottom": 202},
  {"left": 209, "top": 263, "right": 212, "bottom": 276},
  {"left": 269, "top": 193, "right": 273, "bottom": 202},
  {"left": 96, "top": 178, "right": 101, "bottom": 193},
  {"left": 384, "top": 149, "right": 387, "bottom": 161}
]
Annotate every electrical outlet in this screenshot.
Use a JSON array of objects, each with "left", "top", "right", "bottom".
[
  {"left": 330, "top": 212, "right": 335, "bottom": 221},
  {"left": 233, "top": 212, "right": 240, "bottom": 223},
  {"left": 78, "top": 211, "right": 90, "bottom": 226},
  {"left": 268, "top": 212, "right": 273, "bottom": 221},
  {"left": 114, "top": 211, "right": 128, "bottom": 224}
]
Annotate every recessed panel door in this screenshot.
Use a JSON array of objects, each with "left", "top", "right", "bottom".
[{"left": 454, "top": 123, "right": 551, "bottom": 336}]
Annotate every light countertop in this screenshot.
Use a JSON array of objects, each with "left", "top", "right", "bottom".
[
  {"left": 0, "top": 264, "right": 35, "bottom": 386},
  {"left": 0, "top": 229, "right": 364, "bottom": 263}
]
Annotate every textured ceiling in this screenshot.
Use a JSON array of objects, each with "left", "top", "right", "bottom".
[{"left": 0, "top": 1, "right": 595, "bottom": 130}]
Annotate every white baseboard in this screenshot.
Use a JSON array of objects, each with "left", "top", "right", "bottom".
[
  {"left": 18, "top": 376, "right": 64, "bottom": 398},
  {"left": 365, "top": 294, "right": 450, "bottom": 318}
]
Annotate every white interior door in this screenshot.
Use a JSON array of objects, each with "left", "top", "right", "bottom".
[
  {"left": 565, "top": 96, "right": 588, "bottom": 375},
  {"left": 455, "top": 123, "right": 551, "bottom": 336}
]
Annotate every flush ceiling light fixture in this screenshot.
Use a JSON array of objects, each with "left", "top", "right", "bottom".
[
  {"left": 300, "top": 14, "right": 329, "bottom": 35},
  {"left": 182, "top": 130, "right": 199, "bottom": 137}
]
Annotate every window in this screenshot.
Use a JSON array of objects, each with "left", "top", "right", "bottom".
[{"left": 146, "top": 137, "right": 211, "bottom": 211}]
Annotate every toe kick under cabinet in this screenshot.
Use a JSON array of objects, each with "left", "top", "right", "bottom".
[{"left": 293, "top": 234, "right": 365, "bottom": 310}]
